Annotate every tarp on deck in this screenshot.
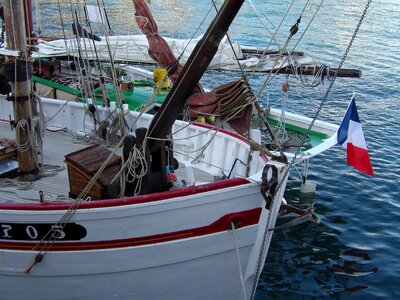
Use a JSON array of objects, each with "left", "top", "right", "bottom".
[{"left": 32, "top": 34, "right": 314, "bottom": 72}]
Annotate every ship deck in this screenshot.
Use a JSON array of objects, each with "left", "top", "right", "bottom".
[
  {"left": 0, "top": 121, "right": 216, "bottom": 205},
  {"left": 0, "top": 121, "right": 90, "bottom": 204}
]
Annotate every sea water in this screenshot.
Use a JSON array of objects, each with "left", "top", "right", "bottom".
[{"left": 35, "top": 0, "right": 400, "bottom": 298}]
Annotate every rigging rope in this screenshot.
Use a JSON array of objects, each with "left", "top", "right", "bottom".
[
  {"left": 106, "top": 109, "right": 128, "bottom": 147},
  {"left": 87, "top": 3, "right": 125, "bottom": 108},
  {"left": 254, "top": 16, "right": 301, "bottom": 100},
  {"left": 249, "top": 1, "right": 373, "bottom": 299},
  {"left": 27, "top": 60, "right": 170, "bottom": 272},
  {"left": 176, "top": 3, "right": 214, "bottom": 62},
  {"left": 273, "top": 79, "right": 289, "bottom": 146},
  {"left": 57, "top": 0, "right": 82, "bottom": 88},
  {"left": 253, "top": 0, "right": 323, "bottom": 98},
  {"left": 34, "top": 0, "right": 42, "bottom": 35},
  {"left": 210, "top": 0, "right": 246, "bottom": 75},
  {"left": 113, "top": 144, "right": 149, "bottom": 196},
  {"left": 276, "top": 0, "right": 327, "bottom": 91},
  {"left": 263, "top": 0, "right": 296, "bottom": 54},
  {"left": 0, "top": 178, "right": 34, "bottom": 190},
  {"left": 248, "top": 0, "right": 299, "bottom": 76},
  {"left": 26, "top": 0, "right": 372, "bottom": 277},
  {"left": 15, "top": 119, "right": 31, "bottom": 153},
  {"left": 231, "top": 221, "right": 248, "bottom": 300},
  {"left": 82, "top": 0, "right": 112, "bottom": 107},
  {"left": 30, "top": 116, "right": 45, "bottom": 152}
]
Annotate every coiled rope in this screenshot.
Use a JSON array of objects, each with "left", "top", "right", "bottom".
[
  {"left": 112, "top": 144, "right": 149, "bottom": 196},
  {"left": 106, "top": 110, "right": 128, "bottom": 147}
]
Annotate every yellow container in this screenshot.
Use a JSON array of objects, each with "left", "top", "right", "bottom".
[{"left": 153, "top": 67, "right": 171, "bottom": 89}]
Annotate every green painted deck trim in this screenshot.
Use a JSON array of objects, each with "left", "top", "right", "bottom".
[
  {"left": 32, "top": 76, "right": 167, "bottom": 110},
  {"left": 94, "top": 83, "right": 168, "bottom": 111},
  {"left": 31, "top": 76, "right": 327, "bottom": 147},
  {"left": 32, "top": 75, "right": 82, "bottom": 96},
  {"left": 267, "top": 117, "right": 328, "bottom": 147}
]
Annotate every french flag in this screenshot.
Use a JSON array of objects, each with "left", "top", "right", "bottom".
[{"left": 337, "top": 95, "right": 374, "bottom": 176}]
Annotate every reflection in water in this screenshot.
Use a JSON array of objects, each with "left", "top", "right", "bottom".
[
  {"left": 257, "top": 184, "right": 378, "bottom": 299},
  {"left": 327, "top": 258, "right": 377, "bottom": 277}
]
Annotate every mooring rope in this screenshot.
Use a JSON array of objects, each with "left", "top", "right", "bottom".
[{"left": 231, "top": 221, "right": 248, "bottom": 300}]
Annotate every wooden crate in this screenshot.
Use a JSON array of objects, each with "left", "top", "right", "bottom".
[{"left": 64, "top": 144, "right": 121, "bottom": 199}]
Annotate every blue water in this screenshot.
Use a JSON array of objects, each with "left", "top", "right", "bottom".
[
  {"left": 35, "top": 0, "right": 400, "bottom": 298},
  {"left": 253, "top": 1, "right": 400, "bottom": 299}
]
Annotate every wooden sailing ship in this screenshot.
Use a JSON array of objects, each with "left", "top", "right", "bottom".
[{"left": 0, "top": 0, "right": 369, "bottom": 299}]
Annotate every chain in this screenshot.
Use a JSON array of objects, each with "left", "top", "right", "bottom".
[
  {"left": 249, "top": 1, "right": 373, "bottom": 299},
  {"left": 307, "top": 0, "right": 372, "bottom": 132},
  {"left": 249, "top": 200, "right": 274, "bottom": 300},
  {"left": 275, "top": 0, "right": 372, "bottom": 195}
]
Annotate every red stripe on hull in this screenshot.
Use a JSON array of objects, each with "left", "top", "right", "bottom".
[
  {"left": 0, "top": 208, "right": 261, "bottom": 251},
  {"left": 0, "top": 178, "right": 250, "bottom": 211}
]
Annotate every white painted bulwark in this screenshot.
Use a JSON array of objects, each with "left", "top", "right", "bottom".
[{"left": 0, "top": 94, "right": 294, "bottom": 299}]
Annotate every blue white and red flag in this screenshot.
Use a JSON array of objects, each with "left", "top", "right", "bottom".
[{"left": 337, "top": 95, "right": 374, "bottom": 176}]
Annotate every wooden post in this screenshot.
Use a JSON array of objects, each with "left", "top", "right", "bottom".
[
  {"left": 3, "top": 0, "right": 39, "bottom": 175},
  {"left": 143, "top": 0, "right": 245, "bottom": 193},
  {"left": 148, "top": 0, "right": 246, "bottom": 143}
]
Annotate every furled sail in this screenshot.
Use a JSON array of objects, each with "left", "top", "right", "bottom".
[
  {"left": 33, "top": 35, "right": 314, "bottom": 72},
  {"left": 133, "top": 0, "right": 203, "bottom": 93}
]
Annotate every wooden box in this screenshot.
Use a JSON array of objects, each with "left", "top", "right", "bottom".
[{"left": 65, "top": 144, "right": 121, "bottom": 199}]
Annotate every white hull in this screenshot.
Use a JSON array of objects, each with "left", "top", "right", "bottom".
[
  {"left": 0, "top": 170, "right": 286, "bottom": 300},
  {"left": 1, "top": 227, "right": 263, "bottom": 300},
  {"left": 0, "top": 94, "right": 290, "bottom": 299}
]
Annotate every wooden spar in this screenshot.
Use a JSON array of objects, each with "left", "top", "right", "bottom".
[
  {"left": 275, "top": 66, "right": 362, "bottom": 78},
  {"left": 3, "top": 0, "right": 39, "bottom": 175},
  {"left": 147, "top": 0, "right": 245, "bottom": 143},
  {"left": 139, "top": 0, "right": 245, "bottom": 193}
]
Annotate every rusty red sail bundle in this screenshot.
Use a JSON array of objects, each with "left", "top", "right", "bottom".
[
  {"left": 133, "top": 0, "right": 203, "bottom": 94},
  {"left": 133, "top": 0, "right": 253, "bottom": 135}
]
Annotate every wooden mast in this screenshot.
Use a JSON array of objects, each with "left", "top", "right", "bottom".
[
  {"left": 147, "top": 0, "right": 245, "bottom": 141},
  {"left": 142, "top": 0, "right": 245, "bottom": 193},
  {"left": 3, "top": 0, "right": 39, "bottom": 175}
]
